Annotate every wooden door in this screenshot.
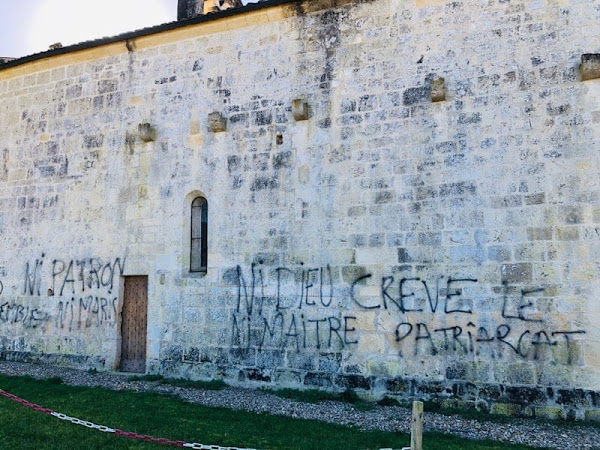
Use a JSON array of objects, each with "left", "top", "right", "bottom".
[{"left": 120, "top": 276, "right": 148, "bottom": 373}]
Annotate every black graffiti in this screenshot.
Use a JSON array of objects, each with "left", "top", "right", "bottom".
[
  {"left": 353, "top": 274, "right": 477, "bottom": 313},
  {"left": 231, "top": 312, "right": 358, "bottom": 351},
  {"left": 235, "top": 264, "right": 265, "bottom": 316},
  {"left": 501, "top": 282, "right": 544, "bottom": 322},
  {"left": 0, "top": 302, "right": 49, "bottom": 328},
  {"left": 394, "top": 320, "right": 585, "bottom": 363},
  {"left": 56, "top": 296, "right": 118, "bottom": 330},
  {"left": 23, "top": 256, "right": 125, "bottom": 296},
  {"left": 24, "top": 256, "right": 44, "bottom": 296},
  {"left": 53, "top": 258, "right": 125, "bottom": 295},
  {"left": 235, "top": 263, "right": 334, "bottom": 315},
  {"left": 229, "top": 263, "right": 587, "bottom": 365},
  {"left": 231, "top": 263, "right": 340, "bottom": 352}
]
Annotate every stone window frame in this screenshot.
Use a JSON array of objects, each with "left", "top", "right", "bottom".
[{"left": 190, "top": 196, "right": 208, "bottom": 274}]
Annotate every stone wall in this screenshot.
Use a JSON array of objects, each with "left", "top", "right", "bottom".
[{"left": 0, "top": 0, "right": 599, "bottom": 420}]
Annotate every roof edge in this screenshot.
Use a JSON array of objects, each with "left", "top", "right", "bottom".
[{"left": 0, "top": 0, "right": 299, "bottom": 72}]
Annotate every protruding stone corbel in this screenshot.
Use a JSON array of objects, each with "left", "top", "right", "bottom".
[
  {"left": 138, "top": 123, "right": 156, "bottom": 142},
  {"left": 292, "top": 99, "right": 310, "bottom": 121},
  {"left": 208, "top": 112, "right": 227, "bottom": 132},
  {"left": 580, "top": 54, "right": 600, "bottom": 81},
  {"left": 431, "top": 77, "right": 446, "bottom": 102}
]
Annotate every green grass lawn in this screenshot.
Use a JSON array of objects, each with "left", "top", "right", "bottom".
[{"left": 0, "top": 374, "right": 542, "bottom": 450}]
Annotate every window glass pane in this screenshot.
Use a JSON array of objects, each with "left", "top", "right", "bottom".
[
  {"left": 192, "top": 197, "right": 206, "bottom": 208},
  {"left": 191, "top": 207, "right": 202, "bottom": 238},
  {"left": 201, "top": 201, "right": 208, "bottom": 224},
  {"left": 190, "top": 196, "right": 207, "bottom": 273},
  {"left": 201, "top": 222, "right": 208, "bottom": 269},
  {"left": 191, "top": 239, "right": 204, "bottom": 272}
]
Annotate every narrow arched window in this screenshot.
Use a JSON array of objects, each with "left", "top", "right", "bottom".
[{"left": 191, "top": 197, "right": 208, "bottom": 273}]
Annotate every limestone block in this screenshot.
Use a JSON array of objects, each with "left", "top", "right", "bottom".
[
  {"left": 431, "top": 77, "right": 446, "bottom": 102},
  {"left": 138, "top": 123, "right": 156, "bottom": 142},
  {"left": 580, "top": 54, "right": 600, "bottom": 81},
  {"left": 416, "top": 0, "right": 446, "bottom": 6},
  {"left": 585, "top": 410, "right": 600, "bottom": 422},
  {"left": 354, "top": 311, "right": 377, "bottom": 331},
  {"left": 491, "top": 403, "right": 523, "bottom": 416},
  {"left": 535, "top": 406, "right": 564, "bottom": 420},
  {"left": 292, "top": 99, "right": 310, "bottom": 121},
  {"left": 358, "top": 333, "right": 386, "bottom": 354},
  {"left": 208, "top": 112, "right": 227, "bottom": 132}
]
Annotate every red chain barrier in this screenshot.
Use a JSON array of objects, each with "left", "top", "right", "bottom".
[
  {"left": 0, "top": 388, "right": 255, "bottom": 450},
  {"left": 0, "top": 389, "right": 53, "bottom": 415},
  {"left": 113, "top": 429, "right": 187, "bottom": 447}
]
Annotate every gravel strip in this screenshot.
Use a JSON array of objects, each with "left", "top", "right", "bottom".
[{"left": 0, "top": 361, "right": 598, "bottom": 449}]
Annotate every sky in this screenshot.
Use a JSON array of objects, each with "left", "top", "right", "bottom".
[{"left": 0, "top": 0, "right": 259, "bottom": 58}]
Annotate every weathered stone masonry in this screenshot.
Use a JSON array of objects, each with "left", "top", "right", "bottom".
[{"left": 0, "top": 0, "right": 599, "bottom": 420}]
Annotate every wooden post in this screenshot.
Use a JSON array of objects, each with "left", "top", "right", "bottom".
[
  {"left": 411, "top": 401, "right": 423, "bottom": 450},
  {"left": 400, "top": 401, "right": 424, "bottom": 450}
]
